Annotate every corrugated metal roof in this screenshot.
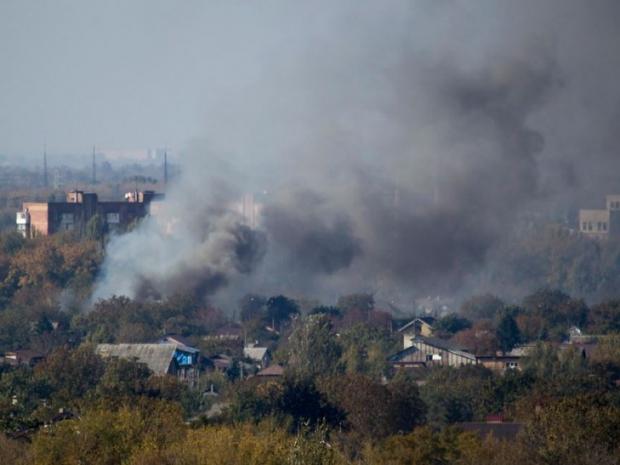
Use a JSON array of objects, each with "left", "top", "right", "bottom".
[
  {"left": 414, "top": 337, "right": 476, "bottom": 360},
  {"left": 96, "top": 343, "right": 179, "bottom": 375},
  {"left": 256, "top": 364, "right": 284, "bottom": 377},
  {"left": 398, "top": 317, "right": 436, "bottom": 333},
  {"left": 244, "top": 346, "right": 268, "bottom": 361}
]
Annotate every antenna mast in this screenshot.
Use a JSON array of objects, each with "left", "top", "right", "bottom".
[
  {"left": 92, "top": 145, "right": 96, "bottom": 184},
  {"left": 43, "top": 144, "right": 48, "bottom": 188},
  {"left": 163, "top": 149, "right": 168, "bottom": 185}
]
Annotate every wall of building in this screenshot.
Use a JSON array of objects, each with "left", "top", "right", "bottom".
[
  {"left": 412, "top": 340, "right": 476, "bottom": 367},
  {"left": 579, "top": 209, "right": 611, "bottom": 237},
  {"left": 23, "top": 202, "right": 49, "bottom": 237},
  {"left": 20, "top": 191, "right": 155, "bottom": 238}
]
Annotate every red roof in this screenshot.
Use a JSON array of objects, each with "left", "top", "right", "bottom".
[{"left": 256, "top": 364, "right": 284, "bottom": 377}]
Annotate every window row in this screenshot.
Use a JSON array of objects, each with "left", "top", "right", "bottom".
[{"left": 582, "top": 221, "right": 608, "bottom": 232}]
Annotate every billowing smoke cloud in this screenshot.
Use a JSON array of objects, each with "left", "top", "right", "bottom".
[
  {"left": 92, "top": 181, "right": 267, "bottom": 303},
  {"left": 93, "top": 0, "right": 620, "bottom": 308}
]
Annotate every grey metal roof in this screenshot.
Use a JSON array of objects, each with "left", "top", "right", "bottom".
[
  {"left": 413, "top": 337, "right": 476, "bottom": 360},
  {"left": 96, "top": 343, "right": 181, "bottom": 375},
  {"left": 244, "top": 346, "right": 269, "bottom": 361},
  {"left": 398, "top": 317, "right": 436, "bottom": 333},
  {"left": 387, "top": 345, "right": 420, "bottom": 362}
]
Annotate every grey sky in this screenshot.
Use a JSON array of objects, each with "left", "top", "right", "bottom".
[{"left": 0, "top": 0, "right": 295, "bottom": 157}]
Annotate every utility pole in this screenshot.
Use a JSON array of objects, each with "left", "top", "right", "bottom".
[
  {"left": 43, "top": 144, "right": 48, "bottom": 188},
  {"left": 163, "top": 149, "right": 168, "bottom": 185},
  {"left": 92, "top": 145, "right": 96, "bottom": 184}
]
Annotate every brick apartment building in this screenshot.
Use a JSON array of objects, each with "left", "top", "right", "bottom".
[{"left": 16, "top": 190, "right": 161, "bottom": 238}]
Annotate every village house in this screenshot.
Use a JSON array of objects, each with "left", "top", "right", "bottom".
[
  {"left": 0, "top": 349, "right": 45, "bottom": 367},
  {"left": 203, "top": 323, "right": 243, "bottom": 342},
  {"left": 578, "top": 194, "right": 620, "bottom": 239},
  {"left": 398, "top": 316, "right": 436, "bottom": 348},
  {"left": 391, "top": 315, "right": 545, "bottom": 372},
  {"left": 243, "top": 343, "right": 270, "bottom": 369},
  {"left": 96, "top": 342, "right": 200, "bottom": 388},
  {"left": 256, "top": 364, "right": 285, "bottom": 378},
  {"left": 389, "top": 336, "right": 477, "bottom": 368}
]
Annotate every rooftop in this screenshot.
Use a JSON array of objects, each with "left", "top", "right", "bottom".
[{"left": 96, "top": 343, "right": 198, "bottom": 375}]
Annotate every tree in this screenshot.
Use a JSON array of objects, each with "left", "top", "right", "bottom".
[
  {"left": 85, "top": 214, "right": 105, "bottom": 242},
  {"left": 364, "top": 427, "right": 449, "bottom": 465},
  {"left": 420, "top": 366, "right": 497, "bottom": 427},
  {"left": 588, "top": 300, "right": 620, "bottom": 334},
  {"left": 495, "top": 313, "right": 521, "bottom": 353},
  {"left": 522, "top": 395, "right": 620, "bottom": 465},
  {"left": 0, "top": 232, "right": 25, "bottom": 256},
  {"left": 337, "top": 293, "right": 374, "bottom": 315},
  {"left": 31, "top": 400, "right": 184, "bottom": 465},
  {"left": 266, "top": 295, "right": 299, "bottom": 330},
  {"left": 0, "top": 433, "right": 30, "bottom": 465},
  {"left": 239, "top": 294, "right": 266, "bottom": 322},
  {"left": 434, "top": 314, "right": 472, "bottom": 336},
  {"left": 34, "top": 345, "right": 105, "bottom": 406},
  {"left": 460, "top": 294, "right": 505, "bottom": 321},
  {"left": 338, "top": 324, "right": 394, "bottom": 378},
  {"left": 453, "top": 320, "right": 499, "bottom": 355},
  {"left": 522, "top": 288, "right": 588, "bottom": 337},
  {"left": 287, "top": 315, "right": 341, "bottom": 378},
  {"left": 319, "top": 373, "right": 425, "bottom": 441}
]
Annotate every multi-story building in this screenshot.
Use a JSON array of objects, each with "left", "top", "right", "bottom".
[
  {"left": 578, "top": 194, "right": 620, "bottom": 239},
  {"left": 16, "top": 190, "right": 161, "bottom": 238}
]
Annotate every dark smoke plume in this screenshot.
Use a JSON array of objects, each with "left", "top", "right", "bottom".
[{"left": 93, "top": 1, "right": 620, "bottom": 308}]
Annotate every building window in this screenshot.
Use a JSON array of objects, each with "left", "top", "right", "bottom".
[
  {"left": 603, "top": 222, "right": 608, "bottom": 231},
  {"left": 106, "top": 212, "right": 120, "bottom": 224},
  {"left": 582, "top": 222, "right": 587, "bottom": 231},
  {"left": 588, "top": 222, "right": 593, "bottom": 231}
]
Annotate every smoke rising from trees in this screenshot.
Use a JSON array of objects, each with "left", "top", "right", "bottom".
[{"left": 93, "top": 1, "right": 620, "bottom": 307}]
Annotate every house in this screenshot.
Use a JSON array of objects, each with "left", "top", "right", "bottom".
[
  {"left": 398, "top": 317, "right": 436, "bottom": 348},
  {"left": 160, "top": 334, "right": 194, "bottom": 347},
  {"left": 203, "top": 323, "right": 243, "bottom": 342},
  {"left": 256, "top": 364, "right": 284, "bottom": 378},
  {"left": 1, "top": 350, "right": 45, "bottom": 367},
  {"left": 389, "top": 336, "right": 476, "bottom": 368},
  {"left": 211, "top": 354, "right": 233, "bottom": 372},
  {"left": 243, "top": 344, "right": 270, "bottom": 369},
  {"left": 388, "top": 346, "right": 429, "bottom": 369},
  {"left": 578, "top": 194, "right": 620, "bottom": 239},
  {"left": 476, "top": 355, "right": 521, "bottom": 372},
  {"left": 96, "top": 343, "right": 200, "bottom": 387}
]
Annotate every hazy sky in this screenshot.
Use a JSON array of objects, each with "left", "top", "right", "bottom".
[{"left": 0, "top": 0, "right": 298, "bottom": 157}]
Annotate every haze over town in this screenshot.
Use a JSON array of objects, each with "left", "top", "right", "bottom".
[{"left": 2, "top": 2, "right": 620, "bottom": 464}]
